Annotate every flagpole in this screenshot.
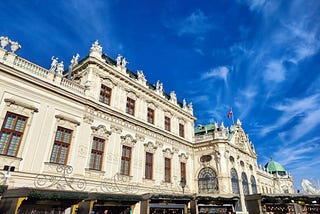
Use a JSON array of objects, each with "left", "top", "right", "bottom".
[{"left": 232, "top": 109, "right": 235, "bottom": 125}]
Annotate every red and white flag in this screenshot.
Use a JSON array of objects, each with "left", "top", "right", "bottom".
[{"left": 227, "top": 108, "right": 233, "bottom": 119}]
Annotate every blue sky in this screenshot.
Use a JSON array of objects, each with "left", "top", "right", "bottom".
[{"left": 1, "top": 0, "right": 319, "bottom": 191}]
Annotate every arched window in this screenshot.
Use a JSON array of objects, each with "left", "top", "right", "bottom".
[
  {"left": 231, "top": 168, "right": 240, "bottom": 194},
  {"left": 251, "top": 175, "right": 257, "bottom": 194},
  {"left": 242, "top": 172, "right": 249, "bottom": 195},
  {"left": 198, "top": 167, "right": 218, "bottom": 193},
  {"left": 231, "top": 168, "right": 242, "bottom": 211}
]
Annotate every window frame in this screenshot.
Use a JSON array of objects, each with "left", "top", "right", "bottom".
[
  {"left": 145, "top": 152, "right": 153, "bottom": 179},
  {"left": 89, "top": 137, "right": 105, "bottom": 171},
  {"left": 179, "top": 123, "right": 185, "bottom": 138},
  {"left": 0, "top": 112, "right": 28, "bottom": 157},
  {"left": 126, "top": 97, "right": 135, "bottom": 116},
  {"left": 120, "top": 145, "right": 132, "bottom": 176},
  {"left": 164, "top": 116, "right": 171, "bottom": 131},
  {"left": 99, "top": 84, "right": 112, "bottom": 105},
  {"left": 164, "top": 157, "right": 171, "bottom": 183},
  {"left": 147, "top": 108, "right": 155, "bottom": 124},
  {"left": 180, "top": 162, "right": 186, "bottom": 183},
  {"left": 50, "top": 126, "right": 73, "bottom": 165}
]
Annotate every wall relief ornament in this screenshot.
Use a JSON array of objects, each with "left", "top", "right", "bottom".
[
  {"left": 121, "top": 134, "right": 137, "bottom": 147},
  {"left": 144, "top": 142, "right": 157, "bottom": 153},
  {"left": 162, "top": 148, "right": 174, "bottom": 158},
  {"left": 91, "top": 125, "right": 111, "bottom": 139}
]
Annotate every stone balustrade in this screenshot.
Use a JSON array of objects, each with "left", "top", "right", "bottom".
[
  {"left": 13, "top": 55, "right": 48, "bottom": 78},
  {"left": 60, "top": 78, "right": 86, "bottom": 95},
  {"left": 0, "top": 47, "right": 86, "bottom": 96}
]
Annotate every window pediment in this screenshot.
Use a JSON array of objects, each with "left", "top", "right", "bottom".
[
  {"left": 121, "top": 134, "right": 137, "bottom": 147},
  {"left": 91, "top": 125, "right": 111, "bottom": 138},
  {"left": 144, "top": 142, "right": 157, "bottom": 153},
  {"left": 162, "top": 148, "right": 174, "bottom": 158}
]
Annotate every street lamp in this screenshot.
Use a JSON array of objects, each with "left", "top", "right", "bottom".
[{"left": 180, "top": 177, "right": 186, "bottom": 194}]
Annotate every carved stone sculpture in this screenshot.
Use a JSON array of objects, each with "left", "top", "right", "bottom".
[
  {"left": 56, "top": 61, "right": 64, "bottom": 75},
  {"left": 10, "top": 41, "right": 21, "bottom": 53},
  {"left": 0, "top": 36, "right": 9, "bottom": 48},
  {"left": 50, "top": 56, "right": 59, "bottom": 72}
]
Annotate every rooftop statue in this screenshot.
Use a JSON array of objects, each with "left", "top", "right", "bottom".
[
  {"left": 10, "top": 40, "right": 21, "bottom": 53},
  {"left": 0, "top": 36, "right": 9, "bottom": 48},
  {"left": 121, "top": 57, "right": 128, "bottom": 68},
  {"left": 183, "top": 99, "right": 187, "bottom": 108},
  {"left": 116, "top": 54, "right": 122, "bottom": 67},
  {"left": 170, "top": 91, "right": 177, "bottom": 102},
  {"left": 70, "top": 53, "right": 80, "bottom": 67},
  {"left": 50, "top": 56, "right": 59, "bottom": 72},
  {"left": 137, "top": 70, "right": 146, "bottom": 81},
  {"left": 89, "top": 40, "right": 102, "bottom": 59},
  {"left": 56, "top": 61, "right": 64, "bottom": 75}
]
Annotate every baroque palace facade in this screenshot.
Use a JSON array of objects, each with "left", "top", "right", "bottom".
[{"left": 0, "top": 36, "right": 300, "bottom": 214}]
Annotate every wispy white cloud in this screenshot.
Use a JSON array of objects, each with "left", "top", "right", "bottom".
[
  {"left": 264, "top": 60, "right": 286, "bottom": 83},
  {"left": 177, "top": 9, "right": 213, "bottom": 36},
  {"left": 201, "top": 66, "right": 230, "bottom": 86},
  {"left": 163, "top": 9, "right": 213, "bottom": 36},
  {"left": 273, "top": 136, "right": 320, "bottom": 172},
  {"left": 260, "top": 94, "right": 320, "bottom": 142},
  {"left": 234, "top": 86, "right": 258, "bottom": 119}
]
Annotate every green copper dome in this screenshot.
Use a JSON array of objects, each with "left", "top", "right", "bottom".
[{"left": 264, "top": 159, "right": 286, "bottom": 175}]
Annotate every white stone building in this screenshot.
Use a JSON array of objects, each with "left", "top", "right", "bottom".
[{"left": 0, "top": 36, "right": 294, "bottom": 214}]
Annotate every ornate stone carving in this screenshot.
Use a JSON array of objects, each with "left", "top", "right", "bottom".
[
  {"left": 110, "top": 125, "right": 122, "bottom": 134},
  {"left": 144, "top": 142, "right": 157, "bottom": 153},
  {"left": 155, "top": 141, "right": 163, "bottom": 148},
  {"left": 135, "top": 133, "right": 145, "bottom": 142},
  {"left": 91, "top": 125, "right": 111, "bottom": 139},
  {"left": 0, "top": 36, "right": 9, "bottom": 48},
  {"left": 121, "top": 134, "right": 137, "bottom": 147},
  {"left": 4, "top": 98, "right": 38, "bottom": 115},
  {"left": 169, "top": 91, "right": 177, "bottom": 104},
  {"left": 50, "top": 56, "right": 59, "bottom": 73},
  {"left": 10, "top": 41, "right": 21, "bottom": 53},
  {"left": 179, "top": 153, "right": 188, "bottom": 163},
  {"left": 56, "top": 61, "right": 64, "bottom": 75},
  {"left": 55, "top": 114, "right": 80, "bottom": 129},
  {"left": 137, "top": 70, "right": 147, "bottom": 86},
  {"left": 89, "top": 40, "right": 102, "bottom": 60},
  {"left": 162, "top": 148, "right": 174, "bottom": 158}
]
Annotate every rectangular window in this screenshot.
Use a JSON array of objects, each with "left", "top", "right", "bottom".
[
  {"left": 50, "top": 127, "right": 72, "bottom": 165},
  {"left": 99, "top": 85, "right": 112, "bottom": 105},
  {"left": 120, "top": 145, "right": 132, "bottom": 176},
  {"left": 0, "top": 112, "right": 27, "bottom": 156},
  {"left": 164, "top": 116, "right": 171, "bottom": 131},
  {"left": 180, "top": 162, "right": 186, "bottom": 183},
  {"left": 147, "top": 108, "right": 155, "bottom": 124},
  {"left": 164, "top": 157, "right": 171, "bottom": 182},
  {"left": 145, "top": 152, "right": 153, "bottom": 179},
  {"left": 126, "top": 97, "right": 135, "bottom": 116},
  {"left": 179, "top": 123, "right": 185, "bottom": 138},
  {"left": 89, "top": 137, "right": 105, "bottom": 170}
]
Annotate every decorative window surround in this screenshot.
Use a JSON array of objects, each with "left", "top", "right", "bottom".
[
  {"left": 143, "top": 142, "right": 157, "bottom": 153},
  {"left": 55, "top": 114, "right": 80, "bottom": 128},
  {"left": 120, "top": 134, "right": 137, "bottom": 147},
  {"left": 4, "top": 98, "right": 39, "bottom": 114},
  {"left": 91, "top": 125, "right": 111, "bottom": 139},
  {"left": 179, "top": 153, "right": 188, "bottom": 163},
  {"left": 162, "top": 148, "right": 174, "bottom": 159}
]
